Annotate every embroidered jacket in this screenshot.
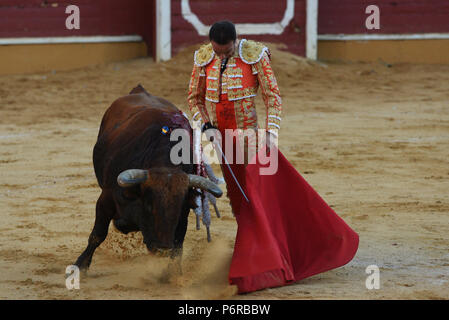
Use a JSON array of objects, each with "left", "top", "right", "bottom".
[{"left": 187, "top": 39, "right": 282, "bottom": 135}]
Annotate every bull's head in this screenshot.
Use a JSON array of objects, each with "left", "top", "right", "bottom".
[{"left": 116, "top": 167, "right": 222, "bottom": 253}]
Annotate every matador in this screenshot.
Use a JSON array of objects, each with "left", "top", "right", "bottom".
[
  {"left": 188, "top": 25, "right": 282, "bottom": 215},
  {"left": 187, "top": 21, "right": 359, "bottom": 294}
]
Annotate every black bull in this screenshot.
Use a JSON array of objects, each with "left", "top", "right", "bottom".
[{"left": 74, "top": 85, "right": 222, "bottom": 271}]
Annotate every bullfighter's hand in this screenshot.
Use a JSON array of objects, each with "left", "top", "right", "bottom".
[{"left": 202, "top": 122, "right": 218, "bottom": 142}]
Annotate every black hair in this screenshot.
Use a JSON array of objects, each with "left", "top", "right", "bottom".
[{"left": 209, "top": 20, "right": 237, "bottom": 45}]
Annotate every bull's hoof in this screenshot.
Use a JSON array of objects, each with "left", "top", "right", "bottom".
[
  {"left": 73, "top": 263, "right": 89, "bottom": 276},
  {"left": 74, "top": 255, "right": 92, "bottom": 275},
  {"left": 79, "top": 265, "right": 89, "bottom": 276},
  {"left": 159, "top": 262, "right": 182, "bottom": 284}
]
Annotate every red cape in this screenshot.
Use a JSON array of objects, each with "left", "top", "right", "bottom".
[{"left": 228, "top": 146, "right": 359, "bottom": 293}]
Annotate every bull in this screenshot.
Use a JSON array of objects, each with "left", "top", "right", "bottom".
[{"left": 74, "top": 85, "right": 222, "bottom": 272}]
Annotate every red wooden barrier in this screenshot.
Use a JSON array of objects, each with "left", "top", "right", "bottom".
[
  {"left": 0, "top": 0, "right": 155, "bottom": 53},
  {"left": 171, "top": 0, "right": 307, "bottom": 56},
  {"left": 318, "top": 0, "right": 449, "bottom": 34}
]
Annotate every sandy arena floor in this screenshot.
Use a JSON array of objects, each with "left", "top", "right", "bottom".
[{"left": 0, "top": 44, "right": 448, "bottom": 300}]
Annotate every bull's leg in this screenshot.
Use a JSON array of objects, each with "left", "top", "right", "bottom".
[
  {"left": 167, "top": 209, "right": 189, "bottom": 276},
  {"left": 159, "top": 247, "right": 183, "bottom": 284},
  {"left": 74, "top": 191, "right": 115, "bottom": 272},
  {"left": 160, "top": 208, "right": 188, "bottom": 283},
  {"left": 165, "top": 247, "right": 183, "bottom": 281}
]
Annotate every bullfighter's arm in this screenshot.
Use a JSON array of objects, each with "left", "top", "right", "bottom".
[
  {"left": 252, "top": 51, "right": 282, "bottom": 137},
  {"left": 188, "top": 65, "right": 210, "bottom": 123}
]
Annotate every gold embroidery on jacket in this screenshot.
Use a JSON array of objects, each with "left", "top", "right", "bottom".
[
  {"left": 193, "top": 39, "right": 281, "bottom": 135},
  {"left": 194, "top": 43, "right": 214, "bottom": 67},
  {"left": 253, "top": 52, "right": 282, "bottom": 130},
  {"left": 205, "top": 59, "right": 221, "bottom": 102},
  {"left": 227, "top": 87, "right": 257, "bottom": 101},
  {"left": 239, "top": 39, "right": 268, "bottom": 64},
  {"left": 226, "top": 76, "right": 243, "bottom": 89}
]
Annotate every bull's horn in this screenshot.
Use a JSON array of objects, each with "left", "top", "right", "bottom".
[
  {"left": 188, "top": 174, "right": 223, "bottom": 198},
  {"left": 117, "top": 169, "right": 149, "bottom": 187}
]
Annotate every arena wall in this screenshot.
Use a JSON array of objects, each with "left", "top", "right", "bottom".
[
  {"left": 171, "top": 0, "right": 306, "bottom": 57},
  {"left": 1, "top": 0, "right": 448, "bottom": 75},
  {"left": 0, "top": 42, "right": 148, "bottom": 75},
  {"left": 0, "top": 0, "right": 155, "bottom": 75},
  {"left": 317, "top": 0, "right": 449, "bottom": 64}
]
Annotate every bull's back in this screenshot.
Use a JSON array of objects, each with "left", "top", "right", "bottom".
[
  {"left": 98, "top": 88, "right": 178, "bottom": 137},
  {"left": 93, "top": 86, "right": 191, "bottom": 188}
]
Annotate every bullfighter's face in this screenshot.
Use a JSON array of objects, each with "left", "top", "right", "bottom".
[{"left": 211, "top": 40, "right": 236, "bottom": 60}]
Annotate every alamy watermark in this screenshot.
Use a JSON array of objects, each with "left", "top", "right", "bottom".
[
  {"left": 65, "top": 5, "right": 380, "bottom": 32},
  {"left": 65, "top": 263, "right": 381, "bottom": 291},
  {"left": 66, "top": 265, "right": 80, "bottom": 290},
  {"left": 365, "top": 5, "right": 380, "bottom": 30},
  {"left": 65, "top": 5, "right": 80, "bottom": 30},
  {"left": 365, "top": 265, "right": 380, "bottom": 290},
  {"left": 169, "top": 128, "right": 279, "bottom": 175}
]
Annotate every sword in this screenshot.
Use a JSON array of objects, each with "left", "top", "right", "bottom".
[{"left": 208, "top": 133, "right": 250, "bottom": 203}]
